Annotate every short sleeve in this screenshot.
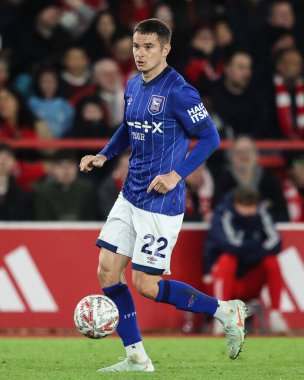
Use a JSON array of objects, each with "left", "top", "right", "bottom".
[{"left": 171, "top": 83, "right": 212, "bottom": 136}]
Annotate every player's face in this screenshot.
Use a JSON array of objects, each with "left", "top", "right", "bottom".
[{"left": 133, "top": 32, "right": 170, "bottom": 78}]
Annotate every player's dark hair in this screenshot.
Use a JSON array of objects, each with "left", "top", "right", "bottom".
[
  {"left": 133, "top": 18, "right": 172, "bottom": 46},
  {"left": 232, "top": 187, "right": 260, "bottom": 206}
]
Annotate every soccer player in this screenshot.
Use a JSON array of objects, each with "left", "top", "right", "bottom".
[{"left": 80, "top": 19, "right": 248, "bottom": 373}]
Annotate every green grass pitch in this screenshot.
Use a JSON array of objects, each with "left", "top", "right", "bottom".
[{"left": 1, "top": 336, "right": 303, "bottom": 380}]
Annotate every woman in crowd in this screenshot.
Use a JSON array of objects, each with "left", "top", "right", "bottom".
[
  {"left": 28, "top": 67, "right": 74, "bottom": 138},
  {"left": 0, "top": 87, "right": 51, "bottom": 140}
]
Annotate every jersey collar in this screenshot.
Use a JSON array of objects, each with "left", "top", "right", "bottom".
[{"left": 141, "top": 66, "right": 172, "bottom": 88}]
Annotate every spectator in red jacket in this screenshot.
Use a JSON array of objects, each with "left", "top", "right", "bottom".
[
  {"left": 205, "top": 187, "right": 289, "bottom": 333},
  {"left": 183, "top": 25, "right": 224, "bottom": 93}
]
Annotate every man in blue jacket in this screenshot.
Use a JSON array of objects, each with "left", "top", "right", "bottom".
[{"left": 205, "top": 186, "right": 288, "bottom": 333}]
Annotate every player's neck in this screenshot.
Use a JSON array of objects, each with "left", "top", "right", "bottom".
[{"left": 142, "top": 62, "right": 168, "bottom": 83}]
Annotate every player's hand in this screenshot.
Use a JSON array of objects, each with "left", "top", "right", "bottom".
[
  {"left": 79, "top": 154, "right": 107, "bottom": 173},
  {"left": 147, "top": 171, "right": 182, "bottom": 194}
]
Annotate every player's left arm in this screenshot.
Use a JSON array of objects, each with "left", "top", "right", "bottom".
[
  {"left": 173, "top": 122, "right": 220, "bottom": 179},
  {"left": 147, "top": 124, "right": 219, "bottom": 194},
  {"left": 147, "top": 83, "right": 220, "bottom": 194}
]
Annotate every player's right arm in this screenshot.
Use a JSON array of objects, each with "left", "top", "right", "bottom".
[{"left": 79, "top": 122, "right": 130, "bottom": 172}]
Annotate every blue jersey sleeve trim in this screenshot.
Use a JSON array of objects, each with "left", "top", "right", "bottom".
[
  {"left": 187, "top": 117, "right": 213, "bottom": 137},
  {"left": 132, "top": 263, "right": 165, "bottom": 275},
  {"left": 96, "top": 239, "right": 118, "bottom": 253}
]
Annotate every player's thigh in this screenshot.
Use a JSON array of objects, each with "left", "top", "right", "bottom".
[
  {"left": 98, "top": 248, "right": 131, "bottom": 286},
  {"left": 97, "top": 193, "right": 137, "bottom": 258},
  {"left": 131, "top": 206, "right": 183, "bottom": 276}
]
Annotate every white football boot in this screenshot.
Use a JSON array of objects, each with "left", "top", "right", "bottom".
[
  {"left": 97, "top": 357, "right": 154, "bottom": 373},
  {"left": 218, "top": 300, "right": 249, "bottom": 359}
]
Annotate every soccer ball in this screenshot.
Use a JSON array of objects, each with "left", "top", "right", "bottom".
[{"left": 74, "top": 294, "right": 119, "bottom": 339}]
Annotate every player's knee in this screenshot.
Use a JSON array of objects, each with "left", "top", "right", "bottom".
[
  {"left": 134, "top": 281, "right": 155, "bottom": 299},
  {"left": 132, "top": 272, "right": 158, "bottom": 299},
  {"left": 97, "top": 254, "right": 118, "bottom": 286}
]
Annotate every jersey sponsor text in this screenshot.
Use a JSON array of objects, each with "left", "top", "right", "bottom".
[{"left": 187, "top": 103, "right": 209, "bottom": 123}]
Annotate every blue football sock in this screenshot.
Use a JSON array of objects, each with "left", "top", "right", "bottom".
[
  {"left": 102, "top": 283, "right": 142, "bottom": 347},
  {"left": 156, "top": 279, "right": 219, "bottom": 316}
]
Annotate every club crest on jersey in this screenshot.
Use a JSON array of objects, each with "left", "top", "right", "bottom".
[
  {"left": 127, "top": 97, "right": 133, "bottom": 106},
  {"left": 148, "top": 95, "right": 165, "bottom": 115}
]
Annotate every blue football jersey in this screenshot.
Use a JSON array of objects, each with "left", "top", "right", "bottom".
[{"left": 118, "top": 66, "right": 213, "bottom": 216}]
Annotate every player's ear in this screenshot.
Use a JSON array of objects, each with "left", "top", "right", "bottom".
[{"left": 162, "top": 44, "right": 171, "bottom": 58}]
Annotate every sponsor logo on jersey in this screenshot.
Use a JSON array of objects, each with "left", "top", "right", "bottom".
[
  {"left": 128, "top": 121, "right": 163, "bottom": 141},
  {"left": 127, "top": 97, "right": 133, "bottom": 105},
  {"left": 148, "top": 95, "right": 165, "bottom": 115},
  {"left": 147, "top": 256, "right": 157, "bottom": 265},
  {"left": 187, "top": 102, "right": 209, "bottom": 123},
  {"left": 124, "top": 311, "right": 137, "bottom": 319}
]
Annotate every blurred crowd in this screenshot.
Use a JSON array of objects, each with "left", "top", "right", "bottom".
[{"left": 1, "top": 0, "right": 304, "bottom": 222}]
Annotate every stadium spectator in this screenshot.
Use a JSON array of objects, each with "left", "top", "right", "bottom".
[
  {"left": 0, "top": 87, "right": 51, "bottom": 140},
  {"left": 80, "top": 10, "right": 118, "bottom": 63},
  {"left": 184, "top": 164, "right": 214, "bottom": 222},
  {"left": 12, "top": 3, "right": 72, "bottom": 73},
  {"left": 28, "top": 67, "right": 74, "bottom": 138},
  {"left": 0, "top": 57, "right": 10, "bottom": 87},
  {"left": 255, "top": 48, "right": 304, "bottom": 140},
  {"left": 110, "top": 0, "right": 153, "bottom": 30},
  {"left": 283, "top": 152, "right": 304, "bottom": 222},
  {"left": 0, "top": 143, "right": 33, "bottom": 220},
  {"left": 253, "top": 1, "right": 301, "bottom": 63},
  {"left": 152, "top": 3, "right": 185, "bottom": 66},
  {"left": 213, "top": 136, "right": 289, "bottom": 222},
  {"left": 34, "top": 150, "right": 98, "bottom": 221},
  {"left": 212, "top": 50, "right": 258, "bottom": 138},
  {"left": 214, "top": 20, "right": 236, "bottom": 61},
  {"left": 225, "top": 0, "right": 268, "bottom": 56},
  {"left": 97, "top": 151, "right": 130, "bottom": 219},
  {"left": 204, "top": 187, "right": 289, "bottom": 334},
  {"left": 183, "top": 25, "right": 224, "bottom": 93},
  {"left": 58, "top": 0, "right": 97, "bottom": 38},
  {"left": 68, "top": 95, "right": 110, "bottom": 138},
  {"left": 71, "top": 58, "right": 124, "bottom": 131},
  {"left": 0, "top": 0, "right": 25, "bottom": 54},
  {"left": 111, "top": 32, "right": 136, "bottom": 83},
  {"left": 153, "top": 3, "right": 174, "bottom": 30},
  {"left": 60, "top": 46, "right": 92, "bottom": 100}
]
